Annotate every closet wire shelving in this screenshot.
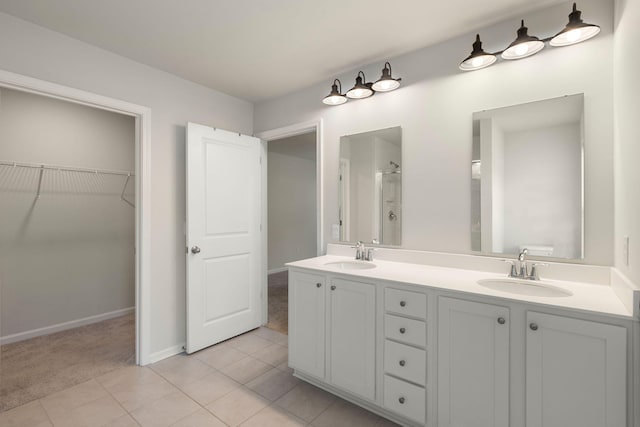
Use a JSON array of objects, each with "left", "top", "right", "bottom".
[{"left": 0, "top": 160, "right": 135, "bottom": 207}]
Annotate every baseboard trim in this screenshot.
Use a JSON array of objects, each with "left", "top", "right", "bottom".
[
  {"left": 268, "top": 267, "right": 288, "bottom": 275},
  {"left": 148, "top": 343, "right": 185, "bottom": 364},
  {"left": 0, "top": 307, "right": 135, "bottom": 345}
]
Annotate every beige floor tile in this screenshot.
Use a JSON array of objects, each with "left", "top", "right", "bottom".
[
  {"left": 251, "top": 343, "right": 288, "bottom": 367},
  {"left": 130, "top": 390, "right": 200, "bottom": 427},
  {"left": 206, "top": 387, "right": 269, "bottom": 427},
  {"left": 239, "top": 404, "right": 306, "bottom": 427},
  {"left": 225, "top": 333, "right": 272, "bottom": 354},
  {"left": 276, "top": 362, "right": 294, "bottom": 374},
  {"left": 47, "top": 395, "right": 127, "bottom": 427},
  {"left": 219, "top": 356, "right": 272, "bottom": 384},
  {"left": 245, "top": 368, "right": 300, "bottom": 401},
  {"left": 98, "top": 366, "right": 177, "bottom": 412},
  {"left": 311, "top": 399, "right": 398, "bottom": 427},
  {"left": 170, "top": 409, "right": 226, "bottom": 427},
  {"left": 178, "top": 371, "right": 241, "bottom": 406},
  {"left": 194, "top": 345, "right": 247, "bottom": 370},
  {"left": 40, "top": 379, "right": 109, "bottom": 419},
  {"left": 251, "top": 327, "right": 288, "bottom": 346},
  {"left": 274, "top": 382, "right": 336, "bottom": 422},
  {"left": 0, "top": 400, "right": 53, "bottom": 427},
  {"left": 150, "top": 355, "right": 215, "bottom": 387},
  {"left": 105, "top": 414, "right": 142, "bottom": 426}
]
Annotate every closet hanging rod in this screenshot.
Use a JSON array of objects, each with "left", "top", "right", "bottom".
[{"left": 0, "top": 160, "right": 134, "bottom": 177}]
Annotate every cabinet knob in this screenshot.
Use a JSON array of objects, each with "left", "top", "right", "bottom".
[
  {"left": 400, "top": 301, "right": 406, "bottom": 307},
  {"left": 316, "top": 283, "right": 322, "bottom": 288},
  {"left": 398, "top": 397, "right": 405, "bottom": 404},
  {"left": 530, "top": 323, "right": 538, "bottom": 331},
  {"left": 399, "top": 360, "right": 406, "bottom": 367},
  {"left": 497, "top": 317, "right": 506, "bottom": 325},
  {"left": 331, "top": 285, "right": 336, "bottom": 291},
  {"left": 399, "top": 327, "right": 406, "bottom": 334}
]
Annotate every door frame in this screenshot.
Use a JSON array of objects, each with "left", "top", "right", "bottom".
[
  {"left": 0, "top": 69, "right": 152, "bottom": 365},
  {"left": 255, "top": 119, "right": 324, "bottom": 324}
]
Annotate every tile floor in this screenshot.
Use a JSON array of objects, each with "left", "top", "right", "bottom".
[{"left": 0, "top": 327, "right": 399, "bottom": 427}]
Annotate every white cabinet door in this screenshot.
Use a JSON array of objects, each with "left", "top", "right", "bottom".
[
  {"left": 526, "top": 312, "right": 627, "bottom": 427},
  {"left": 328, "top": 278, "right": 376, "bottom": 401},
  {"left": 438, "top": 297, "right": 510, "bottom": 427},
  {"left": 288, "top": 270, "right": 326, "bottom": 379}
]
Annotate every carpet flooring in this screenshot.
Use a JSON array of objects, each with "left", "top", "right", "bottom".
[
  {"left": 0, "top": 312, "right": 135, "bottom": 413},
  {"left": 266, "top": 270, "right": 288, "bottom": 334}
]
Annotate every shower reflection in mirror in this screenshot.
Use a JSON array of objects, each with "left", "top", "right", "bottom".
[{"left": 339, "top": 126, "right": 402, "bottom": 246}]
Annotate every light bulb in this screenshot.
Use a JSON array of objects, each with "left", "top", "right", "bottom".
[
  {"left": 567, "top": 28, "right": 582, "bottom": 42},
  {"left": 515, "top": 43, "right": 529, "bottom": 56}
]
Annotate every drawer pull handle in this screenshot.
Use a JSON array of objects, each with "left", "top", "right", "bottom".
[
  {"left": 398, "top": 397, "right": 405, "bottom": 404},
  {"left": 399, "top": 360, "right": 406, "bottom": 367},
  {"left": 497, "top": 317, "right": 506, "bottom": 325},
  {"left": 316, "top": 283, "right": 322, "bottom": 288},
  {"left": 400, "top": 301, "right": 406, "bottom": 307},
  {"left": 399, "top": 327, "right": 406, "bottom": 334},
  {"left": 331, "top": 285, "right": 336, "bottom": 290},
  {"left": 530, "top": 323, "right": 538, "bottom": 331}
]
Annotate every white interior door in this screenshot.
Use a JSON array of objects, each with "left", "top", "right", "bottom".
[{"left": 186, "top": 122, "right": 262, "bottom": 354}]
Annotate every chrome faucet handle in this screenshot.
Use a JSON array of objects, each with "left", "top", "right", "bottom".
[
  {"left": 351, "top": 241, "right": 365, "bottom": 260},
  {"left": 502, "top": 259, "right": 518, "bottom": 278},
  {"left": 518, "top": 248, "right": 528, "bottom": 262},
  {"left": 365, "top": 247, "right": 375, "bottom": 261},
  {"left": 528, "top": 262, "right": 549, "bottom": 281}
]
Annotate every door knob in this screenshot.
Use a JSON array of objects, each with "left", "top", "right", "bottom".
[{"left": 190, "top": 246, "right": 201, "bottom": 254}]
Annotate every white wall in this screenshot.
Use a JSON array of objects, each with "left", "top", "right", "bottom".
[
  {"left": 254, "top": 0, "right": 614, "bottom": 266},
  {"left": 0, "top": 88, "right": 135, "bottom": 337},
  {"left": 0, "top": 12, "right": 253, "bottom": 356},
  {"left": 503, "top": 124, "right": 582, "bottom": 258},
  {"left": 267, "top": 133, "right": 316, "bottom": 271},
  {"left": 614, "top": 0, "right": 640, "bottom": 286}
]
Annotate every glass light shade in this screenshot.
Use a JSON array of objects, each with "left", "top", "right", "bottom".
[
  {"left": 372, "top": 78, "right": 400, "bottom": 92},
  {"left": 346, "top": 72, "right": 374, "bottom": 99},
  {"left": 323, "top": 94, "right": 347, "bottom": 105},
  {"left": 372, "top": 62, "right": 401, "bottom": 92},
  {"left": 550, "top": 3, "right": 600, "bottom": 47},
  {"left": 460, "top": 34, "right": 497, "bottom": 71},
  {"left": 501, "top": 20, "right": 544, "bottom": 60},
  {"left": 322, "top": 80, "right": 347, "bottom": 106}
]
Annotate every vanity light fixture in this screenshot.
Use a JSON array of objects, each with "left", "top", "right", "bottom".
[
  {"left": 322, "top": 79, "right": 348, "bottom": 106},
  {"left": 346, "top": 71, "right": 374, "bottom": 99},
  {"left": 460, "top": 3, "right": 599, "bottom": 71},
  {"left": 550, "top": 3, "right": 601, "bottom": 47},
  {"left": 323, "top": 63, "right": 402, "bottom": 106},
  {"left": 372, "top": 62, "right": 402, "bottom": 92},
  {"left": 460, "top": 34, "right": 497, "bottom": 71},
  {"left": 501, "top": 20, "right": 545, "bottom": 60}
]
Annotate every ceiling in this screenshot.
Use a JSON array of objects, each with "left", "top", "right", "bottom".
[{"left": 0, "top": 0, "right": 564, "bottom": 102}]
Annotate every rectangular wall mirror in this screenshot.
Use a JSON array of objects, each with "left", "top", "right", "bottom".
[
  {"left": 339, "top": 126, "right": 402, "bottom": 246},
  {"left": 471, "top": 94, "right": 584, "bottom": 260}
]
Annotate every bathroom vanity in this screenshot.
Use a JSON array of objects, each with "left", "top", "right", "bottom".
[{"left": 286, "top": 246, "right": 640, "bottom": 427}]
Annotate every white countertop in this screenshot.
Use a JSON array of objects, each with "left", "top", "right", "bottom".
[{"left": 287, "top": 255, "right": 635, "bottom": 320}]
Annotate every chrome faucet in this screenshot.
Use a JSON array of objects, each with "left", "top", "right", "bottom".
[
  {"left": 504, "top": 248, "right": 548, "bottom": 280},
  {"left": 351, "top": 241, "right": 375, "bottom": 261}
]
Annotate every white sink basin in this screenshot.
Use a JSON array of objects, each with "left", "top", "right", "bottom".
[
  {"left": 324, "top": 261, "right": 377, "bottom": 270},
  {"left": 477, "top": 278, "right": 573, "bottom": 298}
]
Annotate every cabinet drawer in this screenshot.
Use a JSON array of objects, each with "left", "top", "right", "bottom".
[
  {"left": 385, "top": 314, "right": 426, "bottom": 348},
  {"left": 385, "top": 288, "right": 427, "bottom": 319},
  {"left": 384, "top": 340, "right": 426, "bottom": 386},
  {"left": 383, "top": 374, "right": 426, "bottom": 424}
]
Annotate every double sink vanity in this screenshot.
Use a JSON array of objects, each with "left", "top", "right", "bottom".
[{"left": 286, "top": 245, "right": 639, "bottom": 427}]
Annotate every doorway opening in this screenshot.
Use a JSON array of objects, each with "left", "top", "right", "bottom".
[
  {"left": 0, "top": 70, "right": 151, "bottom": 412},
  {"left": 258, "top": 120, "right": 323, "bottom": 335}
]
